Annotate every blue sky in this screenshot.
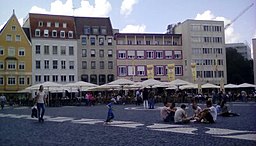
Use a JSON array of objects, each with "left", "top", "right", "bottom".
[{"left": 0, "top": 0, "right": 255, "bottom": 46}]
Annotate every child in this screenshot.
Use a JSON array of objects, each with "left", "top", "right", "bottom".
[{"left": 105, "top": 102, "right": 114, "bottom": 124}]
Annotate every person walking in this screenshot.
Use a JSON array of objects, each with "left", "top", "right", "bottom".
[
  {"left": 142, "top": 88, "right": 149, "bottom": 109},
  {"left": 148, "top": 89, "right": 155, "bottom": 109},
  {"left": 35, "top": 85, "right": 47, "bottom": 123},
  {"left": 0, "top": 94, "right": 6, "bottom": 110},
  {"left": 104, "top": 102, "right": 114, "bottom": 124}
]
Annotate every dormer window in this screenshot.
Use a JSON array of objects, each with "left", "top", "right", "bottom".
[
  {"left": 60, "top": 30, "right": 65, "bottom": 38},
  {"left": 101, "top": 28, "right": 106, "bottom": 35},
  {"left": 68, "top": 31, "right": 73, "bottom": 38},
  {"left": 47, "top": 22, "right": 51, "bottom": 27},
  {"left": 55, "top": 22, "right": 59, "bottom": 28},
  {"left": 35, "top": 29, "right": 40, "bottom": 37},
  {"left": 52, "top": 30, "right": 57, "bottom": 37},
  {"left": 44, "top": 29, "right": 49, "bottom": 37},
  {"left": 38, "top": 21, "right": 43, "bottom": 27},
  {"left": 92, "top": 27, "right": 99, "bottom": 34},
  {"left": 63, "top": 23, "right": 67, "bottom": 28}
]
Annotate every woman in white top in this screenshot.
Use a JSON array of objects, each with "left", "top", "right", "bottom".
[{"left": 36, "top": 85, "right": 47, "bottom": 122}]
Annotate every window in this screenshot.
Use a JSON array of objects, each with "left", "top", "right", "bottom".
[
  {"left": 99, "top": 50, "right": 104, "bottom": 57},
  {"left": 69, "top": 75, "right": 75, "bottom": 82},
  {"left": 44, "top": 45, "right": 50, "bottom": 55},
  {"left": 108, "top": 50, "right": 113, "bottom": 57},
  {"left": 128, "top": 66, "right": 135, "bottom": 76},
  {"left": 68, "top": 31, "right": 73, "bottom": 38},
  {"left": 165, "top": 51, "right": 173, "bottom": 59},
  {"left": 146, "top": 51, "right": 154, "bottom": 59},
  {"left": 11, "top": 25, "right": 16, "bottom": 31},
  {"left": 107, "top": 74, "right": 114, "bottom": 82},
  {"left": 18, "top": 62, "right": 25, "bottom": 70},
  {"left": 108, "top": 61, "right": 113, "bottom": 69},
  {"left": 18, "top": 48, "right": 25, "bottom": 56},
  {"left": 44, "top": 75, "right": 50, "bottom": 82},
  {"left": 47, "top": 22, "right": 51, "bottom": 27},
  {"left": 8, "top": 48, "right": 15, "bottom": 56},
  {"left": 108, "top": 38, "right": 112, "bottom": 45},
  {"left": 83, "top": 26, "right": 90, "bottom": 34},
  {"left": 35, "top": 75, "right": 41, "bottom": 82},
  {"left": 36, "top": 60, "right": 41, "bottom": 69},
  {"left": 99, "top": 74, "right": 106, "bottom": 85},
  {"left": 204, "top": 37, "right": 211, "bottom": 43},
  {"left": 0, "top": 76, "right": 4, "bottom": 85},
  {"left": 99, "top": 38, "right": 104, "bottom": 45},
  {"left": 127, "top": 50, "right": 135, "bottom": 59},
  {"left": 61, "top": 75, "right": 66, "bottom": 82},
  {"left": 91, "top": 61, "right": 96, "bottom": 69},
  {"left": 81, "top": 36, "right": 87, "bottom": 45},
  {"left": 63, "top": 23, "right": 67, "bottom": 28},
  {"left": 191, "top": 25, "right": 201, "bottom": 31},
  {"left": 0, "top": 62, "right": 4, "bottom": 70},
  {"left": 192, "top": 48, "right": 201, "bottom": 55},
  {"left": 69, "top": 61, "right": 74, "bottom": 69},
  {"left": 92, "top": 27, "right": 98, "bottom": 34},
  {"left": 61, "top": 46, "right": 66, "bottom": 55},
  {"left": 137, "top": 40, "right": 142, "bottom": 45},
  {"left": 100, "top": 61, "right": 104, "bottom": 69},
  {"left": 90, "top": 37, "right": 95, "bottom": 45},
  {"left": 174, "top": 51, "right": 182, "bottom": 59},
  {"left": 8, "top": 77, "right": 16, "bottom": 85},
  {"left": 69, "top": 46, "right": 74, "bottom": 55},
  {"left": 81, "top": 74, "right": 88, "bottom": 82},
  {"left": 19, "top": 77, "right": 25, "bottom": 85},
  {"left": 146, "top": 40, "right": 151, "bottom": 45},
  {"left": 0, "top": 47, "right": 4, "bottom": 55},
  {"left": 191, "top": 36, "right": 201, "bottom": 43},
  {"left": 118, "top": 50, "right": 126, "bottom": 59},
  {"left": 156, "top": 51, "right": 163, "bottom": 59},
  {"left": 52, "top": 30, "right": 57, "bottom": 37},
  {"left": 90, "top": 74, "right": 97, "bottom": 84},
  {"left": 55, "top": 22, "right": 59, "bottom": 28},
  {"left": 53, "top": 60, "right": 58, "bottom": 69},
  {"left": 175, "top": 66, "right": 182, "bottom": 75},
  {"left": 136, "top": 51, "right": 144, "bottom": 59},
  {"left": 118, "top": 66, "right": 127, "bottom": 76},
  {"left": 137, "top": 66, "right": 145, "bottom": 76},
  {"left": 44, "top": 60, "right": 49, "bottom": 69},
  {"left": 52, "top": 75, "right": 58, "bottom": 82},
  {"left": 16, "top": 35, "right": 21, "bottom": 41},
  {"left": 128, "top": 40, "right": 133, "bottom": 45},
  {"left": 60, "top": 31, "right": 65, "bottom": 38},
  {"left": 82, "top": 49, "right": 87, "bottom": 57},
  {"left": 82, "top": 61, "right": 87, "bottom": 69},
  {"left": 101, "top": 28, "right": 106, "bottom": 35},
  {"left": 156, "top": 66, "right": 164, "bottom": 75},
  {"left": 35, "top": 29, "right": 40, "bottom": 37},
  {"left": 52, "top": 46, "right": 58, "bottom": 55},
  {"left": 61, "top": 60, "right": 66, "bottom": 69},
  {"left": 6, "top": 34, "right": 12, "bottom": 41},
  {"left": 91, "top": 49, "right": 96, "bottom": 57},
  {"left": 7, "top": 61, "right": 16, "bottom": 70},
  {"left": 44, "top": 29, "right": 49, "bottom": 37},
  {"left": 35, "top": 45, "right": 40, "bottom": 54}
]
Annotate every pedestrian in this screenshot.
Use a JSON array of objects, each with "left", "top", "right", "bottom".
[
  {"left": 104, "top": 102, "right": 114, "bottom": 124},
  {"left": 148, "top": 89, "right": 155, "bottom": 109},
  {"left": 0, "top": 94, "right": 6, "bottom": 110},
  {"left": 142, "top": 88, "right": 149, "bottom": 109},
  {"left": 35, "top": 85, "right": 47, "bottom": 123}
]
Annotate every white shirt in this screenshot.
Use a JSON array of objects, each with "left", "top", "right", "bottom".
[
  {"left": 174, "top": 108, "right": 186, "bottom": 123},
  {"left": 209, "top": 106, "right": 217, "bottom": 121},
  {"left": 37, "top": 91, "right": 46, "bottom": 103}
]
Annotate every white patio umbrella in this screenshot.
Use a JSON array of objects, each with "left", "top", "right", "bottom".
[
  {"left": 108, "top": 78, "right": 135, "bottom": 86},
  {"left": 64, "top": 81, "right": 98, "bottom": 91},
  {"left": 179, "top": 84, "right": 198, "bottom": 90},
  {"left": 224, "top": 84, "right": 239, "bottom": 88},
  {"left": 140, "top": 79, "right": 163, "bottom": 88},
  {"left": 201, "top": 83, "right": 220, "bottom": 89},
  {"left": 86, "top": 84, "right": 120, "bottom": 91},
  {"left": 168, "top": 79, "right": 192, "bottom": 86},
  {"left": 26, "top": 81, "right": 63, "bottom": 90},
  {"left": 238, "top": 83, "right": 256, "bottom": 88},
  {"left": 166, "top": 85, "right": 178, "bottom": 90}
]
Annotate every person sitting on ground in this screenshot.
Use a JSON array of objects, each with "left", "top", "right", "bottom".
[
  {"left": 160, "top": 102, "right": 176, "bottom": 122},
  {"left": 218, "top": 100, "right": 240, "bottom": 117},
  {"left": 195, "top": 100, "right": 217, "bottom": 123},
  {"left": 174, "top": 104, "right": 192, "bottom": 124},
  {"left": 192, "top": 101, "right": 202, "bottom": 118}
]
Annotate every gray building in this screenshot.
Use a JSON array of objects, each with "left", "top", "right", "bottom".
[
  {"left": 75, "top": 17, "right": 116, "bottom": 85},
  {"left": 226, "top": 43, "right": 252, "bottom": 60}
]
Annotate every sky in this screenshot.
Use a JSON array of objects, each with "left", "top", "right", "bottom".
[{"left": 0, "top": 0, "right": 255, "bottom": 47}]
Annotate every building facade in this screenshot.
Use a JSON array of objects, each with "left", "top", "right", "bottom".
[
  {"left": 0, "top": 11, "right": 32, "bottom": 95},
  {"left": 75, "top": 17, "right": 116, "bottom": 85},
  {"left": 115, "top": 33, "right": 183, "bottom": 82},
  {"left": 253, "top": 38, "right": 256, "bottom": 85},
  {"left": 23, "top": 13, "right": 78, "bottom": 85},
  {"left": 226, "top": 43, "right": 252, "bottom": 60},
  {"left": 172, "top": 19, "right": 227, "bottom": 85}
]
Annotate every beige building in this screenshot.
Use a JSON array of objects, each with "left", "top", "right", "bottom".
[
  {"left": 115, "top": 33, "right": 183, "bottom": 82},
  {"left": 172, "top": 19, "right": 227, "bottom": 85},
  {"left": 253, "top": 38, "right": 256, "bottom": 85}
]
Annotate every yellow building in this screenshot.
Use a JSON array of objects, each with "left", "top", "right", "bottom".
[{"left": 0, "top": 11, "right": 32, "bottom": 98}]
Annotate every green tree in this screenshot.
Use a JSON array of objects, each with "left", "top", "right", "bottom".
[{"left": 226, "top": 48, "right": 254, "bottom": 84}]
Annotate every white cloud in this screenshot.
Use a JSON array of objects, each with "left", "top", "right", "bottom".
[
  {"left": 120, "top": 0, "right": 138, "bottom": 16},
  {"left": 30, "top": 0, "right": 112, "bottom": 17},
  {"left": 195, "top": 10, "right": 240, "bottom": 43},
  {"left": 120, "top": 24, "right": 146, "bottom": 33}
]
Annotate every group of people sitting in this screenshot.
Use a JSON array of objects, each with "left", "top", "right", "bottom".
[{"left": 160, "top": 99, "right": 239, "bottom": 124}]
